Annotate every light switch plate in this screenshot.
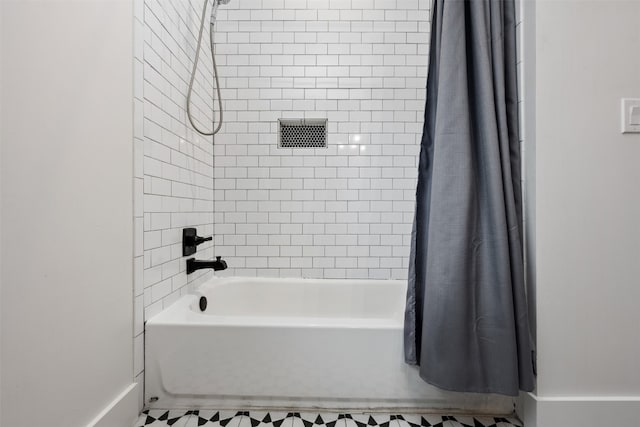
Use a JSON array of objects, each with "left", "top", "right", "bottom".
[{"left": 621, "top": 98, "right": 640, "bottom": 133}]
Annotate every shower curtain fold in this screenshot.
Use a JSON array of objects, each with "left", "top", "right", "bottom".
[{"left": 404, "top": 0, "right": 535, "bottom": 396}]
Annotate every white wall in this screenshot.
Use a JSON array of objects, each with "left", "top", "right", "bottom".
[
  {"left": 0, "top": 0, "right": 3, "bottom": 420},
  {"left": 0, "top": 0, "right": 4, "bottom": 421},
  {"left": 1, "top": 1, "right": 136, "bottom": 426},
  {"left": 521, "top": 0, "right": 640, "bottom": 425}
]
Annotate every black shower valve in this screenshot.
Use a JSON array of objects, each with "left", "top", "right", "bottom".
[{"left": 182, "top": 228, "right": 213, "bottom": 256}]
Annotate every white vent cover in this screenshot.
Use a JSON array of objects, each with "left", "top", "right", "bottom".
[{"left": 278, "top": 119, "right": 328, "bottom": 148}]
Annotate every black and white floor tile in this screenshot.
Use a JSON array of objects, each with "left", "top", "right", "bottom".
[
  {"left": 135, "top": 411, "right": 523, "bottom": 427},
  {"left": 135, "top": 410, "right": 192, "bottom": 427}
]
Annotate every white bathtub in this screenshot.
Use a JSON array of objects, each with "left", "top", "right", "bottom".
[{"left": 145, "top": 277, "right": 513, "bottom": 413}]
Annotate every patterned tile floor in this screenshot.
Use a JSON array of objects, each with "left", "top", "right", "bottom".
[{"left": 134, "top": 410, "right": 523, "bottom": 427}]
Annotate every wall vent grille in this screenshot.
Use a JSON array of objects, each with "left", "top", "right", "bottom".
[{"left": 278, "top": 119, "right": 328, "bottom": 148}]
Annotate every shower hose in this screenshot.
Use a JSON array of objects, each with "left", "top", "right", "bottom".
[{"left": 186, "top": 0, "right": 223, "bottom": 136}]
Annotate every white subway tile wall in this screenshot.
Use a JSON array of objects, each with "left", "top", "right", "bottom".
[
  {"left": 133, "top": 0, "right": 222, "bottom": 409},
  {"left": 211, "top": 0, "right": 430, "bottom": 279}
]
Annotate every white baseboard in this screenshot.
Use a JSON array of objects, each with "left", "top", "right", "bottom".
[
  {"left": 520, "top": 393, "right": 640, "bottom": 427},
  {"left": 87, "top": 383, "right": 139, "bottom": 427}
]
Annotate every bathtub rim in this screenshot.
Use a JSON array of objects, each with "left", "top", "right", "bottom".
[{"left": 146, "top": 276, "right": 407, "bottom": 330}]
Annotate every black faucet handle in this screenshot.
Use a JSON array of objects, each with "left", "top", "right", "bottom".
[
  {"left": 182, "top": 228, "right": 213, "bottom": 256},
  {"left": 196, "top": 235, "right": 213, "bottom": 245}
]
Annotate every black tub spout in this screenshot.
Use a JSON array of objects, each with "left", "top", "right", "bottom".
[{"left": 186, "top": 256, "right": 227, "bottom": 275}]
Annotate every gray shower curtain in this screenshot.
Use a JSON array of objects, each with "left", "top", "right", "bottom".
[{"left": 404, "top": 0, "right": 535, "bottom": 396}]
